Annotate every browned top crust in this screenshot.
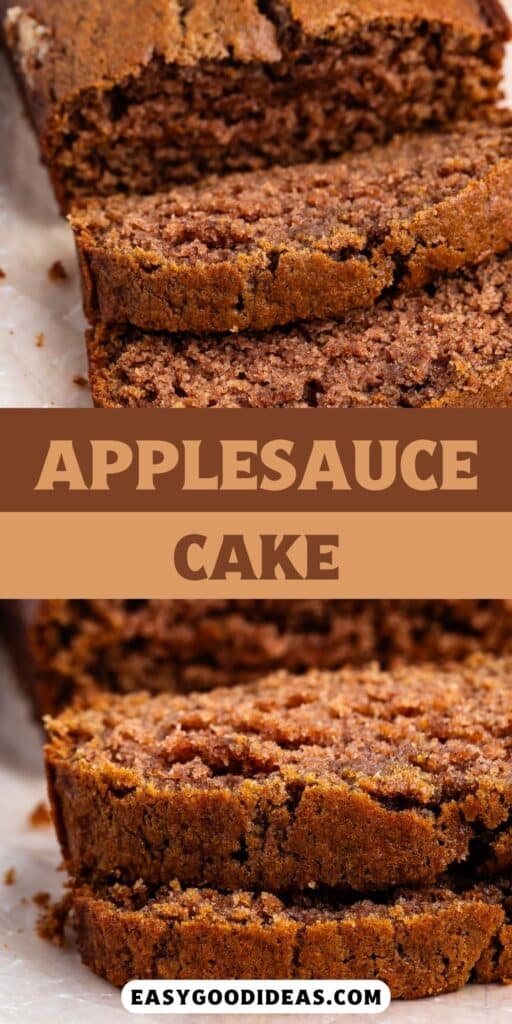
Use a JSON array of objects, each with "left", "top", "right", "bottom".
[{"left": 2, "top": 0, "right": 509, "bottom": 108}]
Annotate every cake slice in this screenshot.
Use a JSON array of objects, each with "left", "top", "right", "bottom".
[
  {"left": 87, "top": 251, "right": 512, "bottom": 408},
  {"left": 72, "top": 879, "right": 506, "bottom": 997},
  {"left": 45, "top": 655, "right": 512, "bottom": 895},
  {"left": 2, "top": 1, "right": 509, "bottom": 211},
  {"left": 6, "top": 599, "right": 512, "bottom": 717},
  {"left": 72, "top": 120, "right": 512, "bottom": 335}
]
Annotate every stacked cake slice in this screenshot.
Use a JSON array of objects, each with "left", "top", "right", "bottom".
[
  {"left": 69, "top": 118, "right": 512, "bottom": 407},
  {"left": 72, "top": 882, "right": 510, "bottom": 995},
  {"left": 45, "top": 655, "right": 512, "bottom": 996},
  {"left": 87, "top": 251, "right": 512, "bottom": 409}
]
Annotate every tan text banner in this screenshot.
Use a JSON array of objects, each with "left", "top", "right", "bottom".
[{"left": 1, "top": 512, "right": 511, "bottom": 598}]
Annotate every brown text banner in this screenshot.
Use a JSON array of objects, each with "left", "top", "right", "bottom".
[
  {"left": 1, "top": 512, "right": 511, "bottom": 598},
  {"left": 0, "top": 409, "right": 511, "bottom": 512}
]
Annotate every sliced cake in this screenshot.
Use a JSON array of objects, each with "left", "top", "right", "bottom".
[
  {"left": 72, "top": 878, "right": 508, "bottom": 996},
  {"left": 45, "top": 655, "right": 512, "bottom": 895},
  {"left": 2, "top": 1, "right": 509, "bottom": 210},
  {"left": 5, "top": 598, "right": 512, "bottom": 716},
  {"left": 71, "top": 120, "right": 512, "bottom": 334},
  {"left": 87, "top": 251, "right": 512, "bottom": 408}
]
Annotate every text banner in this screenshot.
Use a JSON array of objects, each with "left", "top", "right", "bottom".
[
  {"left": 0, "top": 409, "right": 511, "bottom": 512},
  {"left": 1, "top": 512, "right": 511, "bottom": 597}
]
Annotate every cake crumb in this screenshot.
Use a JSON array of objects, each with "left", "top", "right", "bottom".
[
  {"left": 29, "top": 801, "right": 51, "bottom": 828},
  {"left": 36, "top": 893, "right": 72, "bottom": 947},
  {"left": 48, "top": 260, "right": 68, "bottom": 283},
  {"left": 35, "top": 332, "right": 45, "bottom": 348},
  {"left": 3, "top": 868, "right": 16, "bottom": 886},
  {"left": 0, "top": 268, "right": 5, "bottom": 279},
  {"left": 73, "top": 375, "right": 88, "bottom": 388}
]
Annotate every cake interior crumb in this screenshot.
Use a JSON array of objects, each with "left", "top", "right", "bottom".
[
  {"left": 35, "top": 333, "right": 45, "bottom": 348},
  {"left": 3, "top": 868, "right": 16, "bottom": 886}
]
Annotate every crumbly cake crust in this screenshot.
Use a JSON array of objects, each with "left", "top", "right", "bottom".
[
  {"left": 45, "top": 655, "right": 512, "bottom": 895},
  {"left": 2, "top": 1, "right": 509, "bottom": 208},
  {"left": 87, "top": 252, "right": 512, "bottom": 409},
  {"left": 72, "top": 120, "right": 512, "bottom": 334},
  {"left": 72, "top": 878, "right": 507, "bottom": 996},
  {"left": 6, "top": 599, "right": 512, "bottom": 716}
]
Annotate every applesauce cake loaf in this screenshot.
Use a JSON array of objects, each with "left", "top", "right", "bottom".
[
  {"left": 5, "top": 599, "right": 512, "bottom": 716},
  {"left": 88, "top": 251, "right": 512, "bottom": 409},
  {"left": 45, "top": 655, "right": 512, "bottom": 895},
  {"left": 72, "top": 878, "right": 508, "bottom": 997},
  {"left": 72, "top": 119, "right": 512, "bottom": 335},
  {"left": 2, "top": 1, "right": 509, "bottom": 211}
]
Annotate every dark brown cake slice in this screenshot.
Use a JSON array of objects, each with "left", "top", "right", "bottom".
[
  {"left": 72, "top": 878, "right": 506, "bottom": 997},
  {"left": 45, "top": 655, "right": 512, "bottom": 895},
  {"left": 87, "top": 251, "right": 512, "bottom": 409},
  {"left": 5, "top": 599, "right": 512, "bottom": 716},
  {"left": 2, "top": 1, "right": 509, "bottom": 211},
  {"left": 72, "top": 120, "right": 512, "bottom": 334}
]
